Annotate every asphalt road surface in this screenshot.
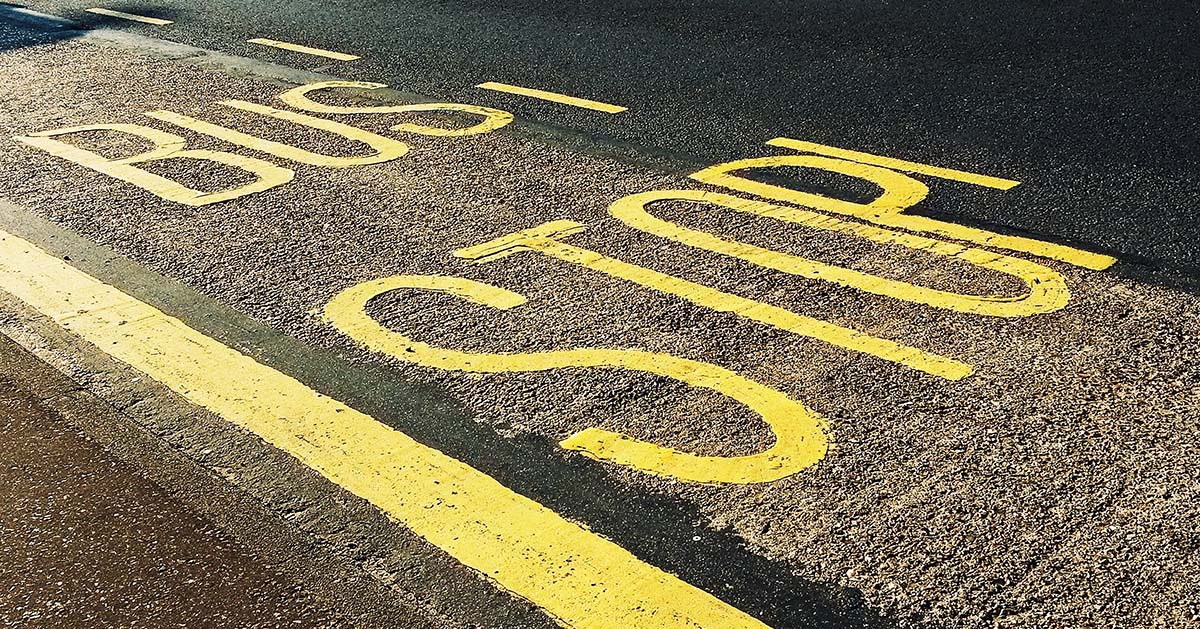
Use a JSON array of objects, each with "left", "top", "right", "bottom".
[
  {"left": 0, "top": 335, "right": 343, "bottom": 628},
  {"left": 0, "top": 3, "right": 1197, "bottom": 628},
  {"left": 22, "top": 0, "right": 1200, "bottom": 276}
]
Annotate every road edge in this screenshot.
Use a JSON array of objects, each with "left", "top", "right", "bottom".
[{"left": 0, "top": 313, "right": 445, "bottom": 628}]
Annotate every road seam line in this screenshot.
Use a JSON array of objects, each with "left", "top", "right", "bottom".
[{"left": 476, "top": 81, "right": 627, "bottom": 113}]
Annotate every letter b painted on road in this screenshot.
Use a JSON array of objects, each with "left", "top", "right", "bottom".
[{"left": 16, "top": 123, "right": 293, "bottom": 206}]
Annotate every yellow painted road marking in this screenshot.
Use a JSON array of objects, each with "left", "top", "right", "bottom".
[
  {"left": 476, "top": 82, "right": 627, "bottom": 114},
  {"left": 15, "top": 123, "right": 294, "bottom": 206},
  {"left": 325, "top": 275, "right": 828, "bottom": 484},
  {"left": 146, "top": 100, "right": 410, "bottom": 167},
  {"left": 279, "top": 81, "right": 514, "bottom": 137},
  {"left": 85, "top": 7, "right": 173, "bottom": 25},
  {"left": 247, "top": 38, "right": 360, "bottom": 61},
  {"left": 0, "top": 229, "right": 769, "bottom": 629},
  {"left": 610, "top": 189, "right": 1070, "bottom": 318},
  {"left": 691, "top": 146, "right": 1117, "bottom": 271},
  {"left": 767, "top": 137, "right": 1021, "bottom": 190},
  {"left": 455, "top": 221, "right": 973, "bottom": 380}
]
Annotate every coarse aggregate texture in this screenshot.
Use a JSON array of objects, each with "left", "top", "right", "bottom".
[{"left": 0, "top": 16, "right": 1197, "bottom": 628}]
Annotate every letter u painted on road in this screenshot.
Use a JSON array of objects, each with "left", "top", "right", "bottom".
[
  {"left": 145, "top": 100, "right": 410, "bottom": 167},
  {"left": 323, "top": 274, "right": 829, "bottom": 484}
]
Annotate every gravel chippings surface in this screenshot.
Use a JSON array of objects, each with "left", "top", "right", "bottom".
[
  {"left": 0, "top": 373, "right": 343, "bottom": 628},
  {"left": 0, "top": 24, "right": 1198, "bottom": 629}
]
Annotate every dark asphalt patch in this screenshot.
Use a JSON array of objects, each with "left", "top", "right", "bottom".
[{"left": 0, "top": 360, "right": 340, "bottom": 627}]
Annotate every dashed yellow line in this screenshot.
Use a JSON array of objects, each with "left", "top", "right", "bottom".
[
  {"left": 85, "top": 7, "right": 172, "bottom": 25},
  {"left": 247, "top": 38, "right": 359, "bottom": 61},
  {"left": 476, "top": 81, "right": 627, "bottom": 114},
  {"left": 0, "top": 228, "right": 769, "bottom": 629}
]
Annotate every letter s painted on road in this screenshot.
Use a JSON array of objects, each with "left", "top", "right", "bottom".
[
  {"left": 279, "top": 81, "right": 513, "bottom": 137},
  {"left": 323, "top": 274, "right": 829, "bottom": 484}
]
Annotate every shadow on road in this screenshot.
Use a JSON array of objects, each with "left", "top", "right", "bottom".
[
  {"left": 0, "top": 4, "right": 80, "bottom": 49},
  {"left": 0, "top": 1, "right": 181, "bottom": 51}
]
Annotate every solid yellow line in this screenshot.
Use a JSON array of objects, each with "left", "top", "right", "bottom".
[
  {"left": 767, "top": 137, "right": 1021, "bottom": 190},
  {"left": 0, "top": 229, "right": 767, "bottom": 629},
  {"left": 247, "top": 38, "right": 360, "bottom": 61},
  {"left": 476, "top": 81, "right": 627, "bottom": 114},
  {"left": 85, "top": 7, "right": 173, "bottom": 25}
]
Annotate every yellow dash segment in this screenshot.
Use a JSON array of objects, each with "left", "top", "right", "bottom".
[
  {"left": 0, "top": 229, "right": 767, "bottom": 629},
  {"left": 85, "top": 7, "right": 173, "bottom": 25},
  {"left": 247, "top": 38, "right": 360, "bottom": 61},
  {"left": 767, "top": 137, "right": 1021, "bottom": 190},
  {"left": 476, "top": 81, "right": 627, "bottom": 114}
]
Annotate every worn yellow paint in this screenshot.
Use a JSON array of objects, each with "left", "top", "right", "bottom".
[
  {"left": 325, "top": 275, "right": 828, "bottom": 484},
  {"left": 279, "top": 81, "right": 514, "bottom": 137},
  {"left": 455, "top": 221, "right": 973, "bottom": 380},
  {"left": 476, "top": 82, "right": 627, "bottom": 114},
  {"left": 146, "top": 100, "right": 409, "bottom": 167},
  {"left": 610, "top": 190, "right": 1070, "bottom": 317},
  {"left": 0, "top": 229, "right": 770, "bottom": 629},
  {"left": 691, "top": 145, "right": 1116, "bottom": 271},
  {"left": 247, "top": 38, "right": 359, "bottom": 61},
  {"left": 85, "top": 7, "right": 172, "bottom": 25},
  {"left": 14, "top": 123, "right": 293, "bottom": 206},
  {"left": 766, "top": 137, "right": 1021, "bottom": 190}
]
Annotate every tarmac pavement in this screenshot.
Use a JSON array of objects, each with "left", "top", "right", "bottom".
[
  {"left": 0, "top": 7, "right": 1197, "bottom": 628},
  {"left": 0, "top": 336, "right": 344, "bottom": 628}
]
